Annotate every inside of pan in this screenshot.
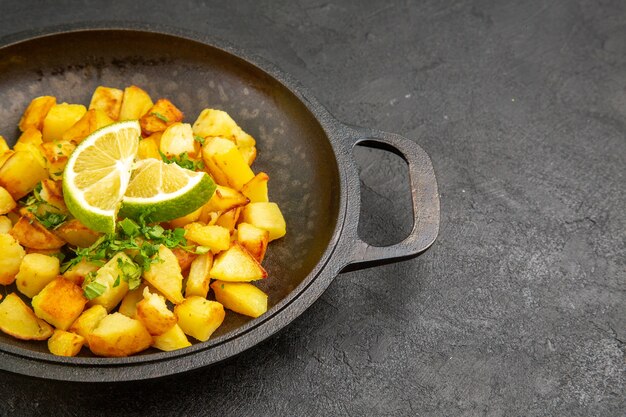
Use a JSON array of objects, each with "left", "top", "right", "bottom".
[{"left": 0, "top": 30, "right": 340, "bottom": 356}]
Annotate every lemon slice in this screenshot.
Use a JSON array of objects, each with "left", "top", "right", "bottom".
[
  {"left": 63, "top": 121, "right": 141, "bottom": 234},
  {"left": 119, "top": 158, "right": 216, "bottom": 223}
]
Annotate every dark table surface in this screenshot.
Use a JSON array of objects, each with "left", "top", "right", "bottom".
[{"left": 1, "top": 1, "right": 624, "bottom": 416}]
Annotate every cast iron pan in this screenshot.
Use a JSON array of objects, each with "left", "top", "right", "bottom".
[{"left": 0, "top": 24, "right": 439, "bottom": 382}]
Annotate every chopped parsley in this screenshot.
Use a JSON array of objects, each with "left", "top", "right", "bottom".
[
  {"left": 20, "top": 182, "right": 67, "bottom": 229},
  {"left": 160, "top": 151, "right": 204, "bottom": 171},
  {"left": 194, "top": 135, "right": 205, "bottom": 145},
  {"left": 151, "top": 112, "right": 169, "bottom": 123}
]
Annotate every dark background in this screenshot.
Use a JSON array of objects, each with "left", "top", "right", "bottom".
[{"left": 1, "top": 1, "right": 624, "bottom": 416}]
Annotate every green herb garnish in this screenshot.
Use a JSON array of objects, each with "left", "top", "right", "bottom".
[
  {"left": 160, "top": 151, "right": 204, "bottom": 171},
  {"left": 152, "top": 112, "right": 169, "bottom": 123}
]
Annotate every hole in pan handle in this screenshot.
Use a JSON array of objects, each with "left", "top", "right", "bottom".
[{"left": 338, "top": 126, "right": 440, "bottom": 270}]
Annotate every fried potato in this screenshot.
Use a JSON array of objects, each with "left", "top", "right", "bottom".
[
  {"left": 0, "top": 151, "right": 48, "bottom": 200},
  {"left": 137, "top": 135, "right": 161, "bottom": 160},
  {"left": 209, "top": 242, "right": 267, "bottom": 282},
  {"left": 86, "top": 252, "right": 133, "bottom": 312},
  {"left": 136, "top": 287, "right": 177, "bottom": 336},
  {"left": 0, "top": 293, "right": 53, "bottom": 340},
  {"left": 68, "top": 304, "right": 107, "bottom": 346},
  {"left": 241, "top": 172, "right": 269, "bottom": 203},
  {"left": 42, "top": 103, "right": 87, "bottom": 142},
  {"left": 241, "top": 202, "right": 286, "bottom": 242},
  {"left": 142, "top": 245, "right": 184, "bottom": 304},
  {"left": 62, "top": 108, "right": 114, "bottom": 144},
  {"left": 47, "top": 329, "right": 85, "bottom": 357},
  {"left": 117, "top": 285, "right": 146, "bottom": 319},
  {"left": 19, "top": 96, "right": 56, "bottom": 132},
  {"left": 185, "top": 253, "right": 213, "bottom": 298},
  {"left": 0, "top": 136, "right": 8, "bottom": 154},
  {"left": 0, "top": 233, "right": 26, "bottom": 285},
  {"left": 202, "top": 137, "right": 255, "bottom": 190},
  {"left": 236, "top": 222, "right": 269, "bottom": 263},
  {"left": 139, "top": 98, "right": 184, "bottom": 136},
  {"left": 204, "top": 185, "right": 249, "bottom": 213},
  {"left": 87, "top": 312, "right": 152, "bottom": 357},
  {"left": 167, "top": 206, "right": 203, "bottom": 228},
  {"left": 215, "top": 206, "right": 242, "bottom": 233},
  {"left": 211, "top": 280, "right": 268, "bottom": 318},
  {"left": 174, "top": 296, "right": 225, "bottom": 342},
  {"left": 9, "top": 215, "right": 66, "bottom": 250},
  {"left": 119, "top": 85, "right": 153, "bottom": 121},
  {"left": 159, "top": 122, "right": 198, "bottom": 157},
  {"left": 184, "top": 223, "right": 230, "bottom": 253},
  {"left": 0, "top": 215, "right": 13, "bottom": 233},
  {"left": 54, "top": 219, "right": 101, "bottom": 248},
  {"left": 61, "top": 259, "right": 100, "bottom": 286},
  {"left": 40, "top": 140, "right": 76, "bottom": 180},
  {"left": 32, "top": 277, "right": 87, "bottom": 330},
  {"left": 39, "top": 179, "right": 67, "bottom": 212},
  {"left": 15, "top": 253, "right": 60, "bottom": 298},
  {"left": 152, "top": 324, "right": 191, "bottom": 351},
  {"left": 89, "top": 86, "right": 123, "bottom": 120},
  {"left": 0, "top": 186, "right": 16, "bottom": 214}
]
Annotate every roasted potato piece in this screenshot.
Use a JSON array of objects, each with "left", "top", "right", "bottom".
[
  {"left": 171, "top": 247, "right": 197, "bottom": 275},
  {"left": 241, "top": 202, "right": 286, "bottom": 241},
  {"left": 204, "top": 185, "right": 249, "bottom": 213},
  {"left": 0, "top": 186, "right": 16, "bottom": 214},
  {"left": 0, "top": 233, "right": 26, "bottom": 285},
  {"left": 32, "top": 277, "right": 87, "bottom": 330},
  {"left": 0, "top": 215, "right": 12, "bottom": 233},
  {"left": 39, "top": 179, "right": 67, "bottom": 212},
  {"left": 136, "top": 287, "right": 177, "bottom": 336},
  {"left": 119, "top": 85, "right": 153, "bottom": 121},
  {"left": 241, "top": 172, "right": 269, "bottom": 203},
  {"left": 0, "top": 293, "right": 53, "bottom": 340},
  {"left": 0, "top": 136, "right": 8, "bottom": 154},
  {"left": 202, "top": 137, "right": 255, "bottom": 190},
  {"left": 15, "top": 253, "right": 60, "bottom": 298},
  {"left": 152, "top": 324, "right": 191, "bottom": 351},
  {"left": 137, "top": 135, "right": 161, "bottom": 160},
  {"left": 209, "top": 242, "right": 267, "bottom": 282},
  {"left": 236, "top": 222, "right": 269, "bottom": 263},
  {"left": 117, "top": 284, "right": 146, "bottom": 318},
  {"left": 167, "top": 206, "right": 203, "bottom": 228},
  {"left": 139, "top": 98, "right": 184, "bottom": 136},
  {"left": 9, "top": 215, "right": 66, "bottom": 250},
  {"left": 62, "top": 108, "right": 114, "bottom": 144},
  {"left": 62, "top": 259, "right": 100, "bottom": 286},
  {"left": 40, "top": 140, "right": 76, "bottom": 180},
  {"left": 192, "top": 108, "right": 256, "bottom": 147},
  {"left": 15, "top": 127, "right": 43, "bottom": 146},
  {"left": 42, "top": 103, "right": 87, "bottom": 142},
  {"left": 86, "top": 252, "right": 135, "bottom": 312},
  {"left": 87, "top": 312, "right": 152, "bottom": 357},
  {"left": 174, "top": 296, "right": 225, "bottom": 342},
  {"left": 54, "top": 219, "right": 101, "bottom": 247},
  {"left": 0, "top": 151, "right": 48, "bottom": 200},
  {"left": 184, "top": 223, "right": 231, "bottom": 253},
  {"left": 68, "top": 304, "right": 107, "bottom": 345},
  {"left": 19, "top": 96, "right": 56, "bottom": 132},
  {"left": 185, "top": 253, "right": 213, "bottom": 298},
  {"left": 142, "top": 245, "right": 184, "bottom": 304},
  {"left": 159, "top": 122, "right": 199, "bottom": 157},
  {"left": 89, "top": 86, "right": 123, "bottom": 120},
  {"left": 215, "top": 206, "right": 242, "bottom": 232},
  {"left": 211, "top": 280, "right": 268, "bottom": 318},
  {"left": 47, "top": 329, "right": 85, "bottom": 357}
]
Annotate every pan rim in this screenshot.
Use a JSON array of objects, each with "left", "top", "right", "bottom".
[{"left": 0, "top": 23, "right": 353, "bottom": 378}]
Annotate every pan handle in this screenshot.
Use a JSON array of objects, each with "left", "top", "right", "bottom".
[{"left": 338, "top": 126, "right": 440, "bottom": 269}]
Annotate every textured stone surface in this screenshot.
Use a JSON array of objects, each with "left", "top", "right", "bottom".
[{"left": 0, "top": 0, "right": 624, "bottom": 416}]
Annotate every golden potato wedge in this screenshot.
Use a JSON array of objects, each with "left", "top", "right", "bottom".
[
  {"left": 0, "top": 215, "right": 12, "bottom": 233},
  {"left": 89, "top": 86, "right": 123, "bottom": 120},
  {"left": 54, "top": 219, "right": 101, "bottom": 247},
  {"left": 185, "top": 253, "right": 213, "bottom": 298},
  {"left": 42, "top": 103, "right": 87, "bottom": 142},
  {"left": 119, "top": 85, "right": 153, "bottom": 121},
  {"left": 136, "top": 287, "right": 177, "bottom": 336},
  {"left": 0, "top": 293, "right": 53, "bottom": 340},
  {"left": 139, "top": 98, "right": 184, "bottom": 136},
  {"left": 152, "top": 323, "right": 191, "bottom": 351},
  {"left": 87, "top": 312, "right": 152, "bottom": 357},
  {"left": 9, "top": 215, "right": 66, "bottom": 250},
  {"left": 142, "top": 245, "right": 184, "bottom": 304},
  {"left": 174, "top": 296, "right": 225, "bottom": 342},
  {"left": 61, "top": 259, "right": 100, "bottom": 286},
  {"left": 86, "top": 252, "right": 134, "bottom": 312},
  {"left": 47, "top": 329, "right": 85, "bottom": 357},
  {"left": 192, "top": 108, "right": 256, "bottom": 149},
  {"left": 204, "top": 185, "right": 249, "bottom": 213},
  {"left": 32, "top": 277, "right": 87, "bottom": 330},
  {"left": 19, "top": 96, "right": 56, "bottom": 132},
  {"left": 241, "top": 172, "right": 269, "bottom": 203},
  {"left": 0, "top": 186, "right": 16, "bottom": 214},
  {"left": 215, "top": 206, "right": 242, "bottom": 232},
  {"left": 159, "top": 122, "right": 199, "bottom": 157},
  {"left": 15, "top": 253, "right": 60, "bottom": 298},
  {"left": 211, "top": 280, "right": 268, "bottom": 318},
  {"left": 209, "top": 242, "right": 267, "bottom": 282},
  {"left": 137, "top": 135, "right": 161, "bottom": 160},
  {"left": 68, "top": 304, "right": 107, "bottom": 345},
  {"left": 62, "top": 108, "right": 114, "bottom": 144},
  {"left": 40, "top": 140, "right": 76, "bottom": 180},
  {"left": 15, "top": 127, "right": 43, "bottom": 146},
  {"left": 236, "top": 222, "right": 269, "bottom": 263},
  {"left": 184, "top": 223, "right": 230, "bottom": 253},
  {"left": 38, "top": 179, "right": 67, "bottom": 212},
  {"left": 241, "top": 202, "right": 286, "bottom": 241},
  {"left": 171, "top": 247, "right": 197, "bottom": 275},
  {"left": 0, "top": 151, "right": 48, "bottom": 200},
  {"left": 117, "top": 284, "right": 147, "bottom": 319},
  {"left": 0, "top": 233, "right": 26, "bottom": 285},
  {"left": 202, "top": 137, "right": 255, "bottom": 190}
]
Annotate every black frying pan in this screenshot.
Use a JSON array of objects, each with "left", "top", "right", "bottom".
[{"left": 0, "top": 24, "right": 439, "bottom": 382}]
